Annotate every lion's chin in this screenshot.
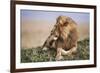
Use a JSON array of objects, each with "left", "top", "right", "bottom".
[{"left": 53, "top": 37, "right": 58, "bottom": 40}]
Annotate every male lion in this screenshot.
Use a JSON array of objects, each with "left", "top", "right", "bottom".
[{"left": 42, "top": 16, "right": 78, "bottom": 61}]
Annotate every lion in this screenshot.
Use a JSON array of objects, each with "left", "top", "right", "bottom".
[{"left": 42, "top": 16, "right": 78, "bottom": 61}]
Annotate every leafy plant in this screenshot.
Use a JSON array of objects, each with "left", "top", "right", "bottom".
[{"left": 21, "top": 38, "right": 89, "bottom": 63}]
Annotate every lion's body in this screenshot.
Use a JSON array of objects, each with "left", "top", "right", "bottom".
[
  {"left": 56, "top": 28, "right": 78, "bottom": 51},
  {"left": 42, "top": 16, "right": 78, "bottom": 60}
]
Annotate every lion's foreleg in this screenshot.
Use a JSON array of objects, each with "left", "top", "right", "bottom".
[
  {"left": 42, "top": 40, "right": 49, "bottom": 51},
  {"left": 56, "top": 48, "right": 63, "bottom": 61},
  {"left": 61, "top": 45, "right": 77, "bottom": 55}
]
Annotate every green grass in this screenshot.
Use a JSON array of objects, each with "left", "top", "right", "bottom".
[{"left": 21, "top": 38, "right": 89, "bottom": 63}]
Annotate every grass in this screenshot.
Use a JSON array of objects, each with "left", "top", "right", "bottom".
[{"left": 21, "top": 38, "right": 89, "bottom": 63}]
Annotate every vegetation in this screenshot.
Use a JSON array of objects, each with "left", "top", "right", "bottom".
[{"left": 21, "top": 38, "right": 89, "bottom": 63}]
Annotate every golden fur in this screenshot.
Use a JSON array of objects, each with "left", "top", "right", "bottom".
[{"left": 42, "top": 16, "right": 78, "bottom": 60}]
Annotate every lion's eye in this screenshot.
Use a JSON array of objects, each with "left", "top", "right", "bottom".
[{"left": 63, "top": 21, "right": 68, "bottom": 26}]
